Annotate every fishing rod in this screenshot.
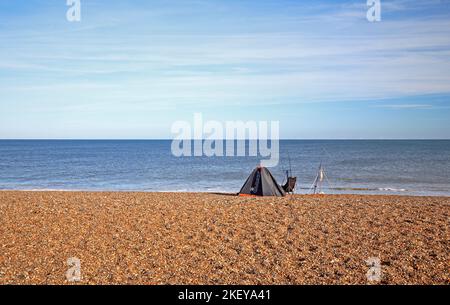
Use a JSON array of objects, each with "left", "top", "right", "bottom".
[{"left": 287, "top": 150, "right": 292, "bottom": 177}]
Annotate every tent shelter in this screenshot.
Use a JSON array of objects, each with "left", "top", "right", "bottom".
[{"left": 239, "top": 166, "right": 286, "bottom": 197}]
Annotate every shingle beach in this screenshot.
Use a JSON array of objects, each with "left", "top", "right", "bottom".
[{"left": 0, "top": 191, "right": 448, "bottom": 284}]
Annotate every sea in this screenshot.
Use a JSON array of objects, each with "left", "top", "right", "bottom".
[{"left": 0, "top": 140, "right": 449, "bottom": 196}]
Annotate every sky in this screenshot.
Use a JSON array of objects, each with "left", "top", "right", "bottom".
[{"left": 0, "top": 0, "right": 449, "bottom": 139}]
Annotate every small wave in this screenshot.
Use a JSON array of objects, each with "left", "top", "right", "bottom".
[
  {"left": 0, "top": 188, "right": 87, "bottom": 192},
  {"left": 158, "top": 189, "right": 189, "bottom": 193},
  {"left": 378, "top": 187, "right": 407, "bottom": 192},
  {"left": 332, "top": 187, "right": 378, "bottom": 191},
  {"left": 298, "top": 187, "right": 378, "bottom": 191}
]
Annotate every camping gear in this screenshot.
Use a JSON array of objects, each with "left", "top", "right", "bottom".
[
  {"left": 282, "top": 153, "right": 297, "bottom": 194},
  {"left": 282, "top": 175, "right": 297, "bottom": 194},
  {"left": 239, "top": 166, "right": 286, "bottom": 197}
]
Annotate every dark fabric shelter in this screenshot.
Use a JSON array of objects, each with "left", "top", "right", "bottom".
[{"left": 239, "top": 166, "right": 286, "bottom": 197}]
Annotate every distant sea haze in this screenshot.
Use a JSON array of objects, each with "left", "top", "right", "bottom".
[{"left": 0, "top": 140, "right": 449, "bottom": 196}]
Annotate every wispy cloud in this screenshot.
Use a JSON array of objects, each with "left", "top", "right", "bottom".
[
  {"left": 2, "top": 3, "right": 449, "bottom": 103},
  {"left": 375, "top": 104, "right": 434, "bottom": 109}
]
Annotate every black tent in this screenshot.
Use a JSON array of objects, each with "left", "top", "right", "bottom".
[{"left": 239, "top": 166, "right": 286, "bottom": 197}]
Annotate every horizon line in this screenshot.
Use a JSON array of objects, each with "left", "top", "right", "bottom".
[{"left": 1, "top": 138, "right": 449, "bottom": 141}]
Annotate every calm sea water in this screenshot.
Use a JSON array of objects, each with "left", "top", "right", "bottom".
[{"left": 0, "top": 140, "right": 449, "bottom": 196}]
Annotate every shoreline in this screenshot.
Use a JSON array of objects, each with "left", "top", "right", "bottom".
[
  {"left": 0, "top": 191, "right": 448, "bottom": 284},
  {"left": 0, "top": 189, "right": 449, "bottom": 198}
]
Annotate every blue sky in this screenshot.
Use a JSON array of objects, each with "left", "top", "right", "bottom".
[{"left": 0, "top": 0, "right": 449, "bottom": 139}]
